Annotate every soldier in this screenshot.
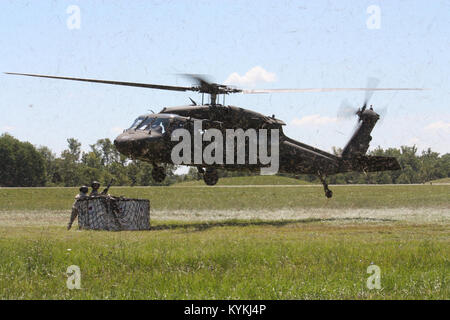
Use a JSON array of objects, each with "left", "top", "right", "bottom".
[
  {"left": 67, "top": 185, "right": 89, "bottom": 230},
  {"left": 90, "top": 181, "right": 100, "bottom": 196}
]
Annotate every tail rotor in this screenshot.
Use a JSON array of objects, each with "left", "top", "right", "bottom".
[{"left": 337, "top": 77, "right": 381, "bottom": 122}]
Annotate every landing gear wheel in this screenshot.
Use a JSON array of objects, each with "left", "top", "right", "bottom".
[
  {"left": 203, "top": 168, "right": 219, "bottom": 186},
  {"left": 151, "top": 166, "right": 166, "bottom": 183},
  {"left": 325, "top": 189, "right": 333, "bottom": 198}
]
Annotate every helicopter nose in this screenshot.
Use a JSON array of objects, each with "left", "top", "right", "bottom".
[
  {"left": 114, "top": 134, "right": 133, "bottom": 156},
  {"left": 114, "top": 132, "right": 165, "bottom": 158}
]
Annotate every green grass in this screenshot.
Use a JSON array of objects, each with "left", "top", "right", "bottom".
[
  {"left": 175, "top": 175, "right": 314, "bottom": 186},
  {"left": 430, "top": 177, "right": 450, "bottom": 184},
  {"left": 0, "top": 185, "right": 448, "bottom": 299},
  {"left": 0, "top": 223, "right": 448, "bottom": 299},
  {"left": 0, "top": 184, "right": 448, "bottom": 211}
]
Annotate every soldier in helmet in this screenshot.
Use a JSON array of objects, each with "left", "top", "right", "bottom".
[
  {"left": 67, "top": 185, "right": 89, "bottom": 230},
  {"left": 90, "top": 181, "right": 101, "bottom": 196}
]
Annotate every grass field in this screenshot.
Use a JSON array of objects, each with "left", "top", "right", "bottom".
[
  {"left": 430, "top": 177, "right": 450, "bottom": 184},
  {"left": 0, "top": 183, "right": 448, "bottom": 299},
  {"left": 175, "top": 175, "right": 314, "bottom": 186}
]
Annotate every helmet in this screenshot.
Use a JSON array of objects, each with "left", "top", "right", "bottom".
[
  {"left": 79, "top": 185, "right": 89, "bottom": 193},
  {"left": 91, "top": 181, "right": 100, "bottom": 188}
]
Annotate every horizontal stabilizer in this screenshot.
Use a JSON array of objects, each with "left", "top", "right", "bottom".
[{"left": 353, "top": 155, "right": 401, "bottom": 172}]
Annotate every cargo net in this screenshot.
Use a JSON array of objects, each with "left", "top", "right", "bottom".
[{"left": 75, "top": 196, "right": 150, "bottom": 231}]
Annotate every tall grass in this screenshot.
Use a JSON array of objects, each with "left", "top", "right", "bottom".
[{"left": 0, "top": 223, "right": 448, "bottom": 299}]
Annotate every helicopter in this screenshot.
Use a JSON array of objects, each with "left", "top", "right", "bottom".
[{"left": 5, "top": 72, "right": 423, "bottom": 198}]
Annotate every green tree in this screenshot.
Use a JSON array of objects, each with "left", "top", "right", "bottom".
[
  {"left": 37, "top": 146, "right": 58, "bottom": 186},
  {"left": 0, "top": 134, "right": 46, "bottom": 187},
  {"left": 91, "top": 138, "right": 120, "bottom": 166},
  {"left": 59, "top": 138, "right": 83, "bottom": 186},
  {"left": 81, "top": 151, "right": 103, "bottom": 169}
]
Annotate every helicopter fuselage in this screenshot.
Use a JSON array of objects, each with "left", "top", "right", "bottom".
[
  {"left": 113, "top": 104, "right": 389, "bottom": 176},
  {"left": 4, "top": 71, "right": 411, "bottom": 197}
]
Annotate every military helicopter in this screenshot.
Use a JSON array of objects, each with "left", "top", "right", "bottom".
[{"left": 5, "top": 72, "right": 423, "bottom": 197}]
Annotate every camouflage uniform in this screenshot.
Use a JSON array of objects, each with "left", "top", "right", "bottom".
[{"left": 67, "top": 187, "right": 89, "bottom": 230}]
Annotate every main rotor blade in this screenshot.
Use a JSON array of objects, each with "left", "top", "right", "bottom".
[
  {"left": 242, "top": 87, "right": 425, "bottom": 94},
  {"left": 5, "top": 72, "right": 427, "bottom": 97},
  {"left": 5, "top": 72, "right": 195, "bottom": 92}
]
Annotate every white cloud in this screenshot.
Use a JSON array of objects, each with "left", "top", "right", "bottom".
[
  {"left": 290, "top": 114, "right": 338, "bottom": 126},
  {"left": 1, "top": 126, "right": 14, "bottom": 132},
  {"left": 424, "top": 121, "right": 450, "bottom": 132},
  {"left": 224, "top": 66, "right": 276, "bottom": 87}
]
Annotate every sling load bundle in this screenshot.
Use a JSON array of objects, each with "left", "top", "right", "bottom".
[{"left": 75, "top": 196, "right": 150, "bottom": 231}]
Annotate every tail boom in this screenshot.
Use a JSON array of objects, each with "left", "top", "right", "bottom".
[{"left": 340, "top": 155, "right": 401, "bottom": 173}]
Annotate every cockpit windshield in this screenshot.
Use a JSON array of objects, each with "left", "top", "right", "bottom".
[
  {"left": 129, "top": 116, "right": 171, "bottom": 134},
  {"left": 135, "top": 117, "right": 154, "bottom": 130},
  {"left": 128, "top": 116, "right": 146, "bottom": 130},
  {"left": 127, "top": 114, "right": 179, "bottom": 133}
]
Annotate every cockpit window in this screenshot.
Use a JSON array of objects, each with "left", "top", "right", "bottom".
[
  {"left": 128, "top": 115, "right": 177, "bottom": 133},
  {"left": 136, "top": 117, "right": 154, "bottom": 130},
  {"left": 128, "top": 116, "right": 146, "bottom": 130},
  {"left": 130, "top": 116, "right": 171, "bottom": 134}
]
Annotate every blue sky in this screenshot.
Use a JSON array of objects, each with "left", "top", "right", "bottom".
[{"left": 1, "top": 0, "right": 449, "bottom": 158}]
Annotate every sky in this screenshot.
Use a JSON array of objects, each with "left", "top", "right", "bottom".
[{"left": 1, "top": 0, "right": 449, "bottom": 162}]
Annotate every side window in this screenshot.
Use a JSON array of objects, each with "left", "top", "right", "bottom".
[{"left": 150, "top": 119, "right": 166, "bottom": 134}]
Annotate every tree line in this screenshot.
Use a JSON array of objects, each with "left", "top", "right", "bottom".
[
  {"left": 0, "top": 133, "right": 448, "bottom": 187},
  {"left": 0, "top": 133, "right": 178, "bottom": 187}
]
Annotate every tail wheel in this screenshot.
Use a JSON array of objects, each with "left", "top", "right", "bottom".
[
  {"left": 318, "top": 172, "right": 333, "bottom": 199},
  {"left": 152, "top": 166, "right": 166, "bottom": 183},
  {"left": 203, "top": 168, "right": 219, "bottom": 186}
]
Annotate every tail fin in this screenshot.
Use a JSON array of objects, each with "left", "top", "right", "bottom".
[{"left": 342, "top": 108, "right": 379, "bottom": 158}]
